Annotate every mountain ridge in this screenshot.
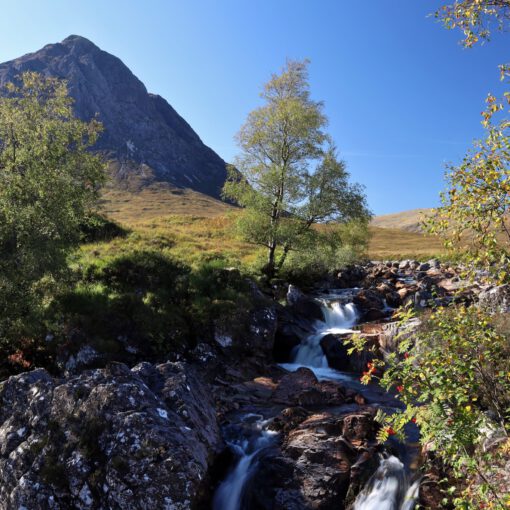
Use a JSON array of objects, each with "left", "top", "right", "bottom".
[{"left": 0, "top": 35, "right": 228, "bottom": 199}]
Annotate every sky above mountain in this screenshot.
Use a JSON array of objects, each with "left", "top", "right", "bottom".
[{"left": 1, "top": 0, "right": 508, "bottom": 215}]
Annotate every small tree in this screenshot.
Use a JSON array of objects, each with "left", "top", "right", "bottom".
[
  {"left": 428, "top": 2, "right": 510, "bottom": 280},
  {"left": 0, "top": 72, "right": 105, "bottom": 342},
  {"left": 223, "top": 60, "right": 371, "bottom": 278}
]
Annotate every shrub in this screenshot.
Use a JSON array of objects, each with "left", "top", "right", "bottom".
[{"left": 353, "top": 305, "right": 510, "bottom": 508}]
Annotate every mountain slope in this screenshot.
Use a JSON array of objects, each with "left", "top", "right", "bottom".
[
  {"left": 371, "top": 208, "right": 433, "bottom": 233},
  {"left": 0, "top": 35, "right": 228, "bottom": 198}
]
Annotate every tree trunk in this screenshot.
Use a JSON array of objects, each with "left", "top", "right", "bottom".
[
  {"left": 277, "top": 244, "right": 291, "bottom": 271},
  {"left": 265, "top": 242, "right": 277, "bottom": 279}
]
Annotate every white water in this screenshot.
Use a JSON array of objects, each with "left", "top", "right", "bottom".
[
  {"left": 212, "top": 415, "right": 277, "bottom": 510},
  {"left": 291, "top": 300, "right": 358, "bottom": 368},
  {"left": 283, "top": 298, "right": 420, "bottom": 510},
  {"left": 353, "top": 455, "right": 420, "bottom": 510}
]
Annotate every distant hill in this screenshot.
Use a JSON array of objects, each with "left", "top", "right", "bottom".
[
  {"left": 371, "top": 208, "right": 434, "bottom": 233},
  {"left": 0, "top": 35, "right": 228, "bottom": 199}
]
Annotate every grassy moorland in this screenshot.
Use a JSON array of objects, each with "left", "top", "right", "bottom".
[{"left": 88, "top": 188, "right": 445, "bottom": 267}]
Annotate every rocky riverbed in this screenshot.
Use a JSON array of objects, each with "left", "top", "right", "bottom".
[{"left": 0, "top": 259, "right": 504, "bottom": 509}]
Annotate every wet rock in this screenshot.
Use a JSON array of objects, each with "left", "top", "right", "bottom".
[
  {"left": 320, "top": 334, "right": 351, "bottom": 371},
  {"left": 286, "top": 285, "right": 324, "bottom": 322},
  {"left": 274, "top": 295, "right": 323, "bottom": 362},
  {"left": 287, "top": 284, "right": 306, "bottom": 306},
  {"left": 273, "top": 368, "right": 348, "bottom": 407},
  {"left": 353, "top": 289, "right": 385, "bottom": 312},
  {"left": 376, "top": 283, "right": 401, "bottom": 308},
  {"left": 353, "top": 289, "right": 389, "bottom": 322},
  {"left": 250, "top": 411, "right": 379, "bottom": 510},
  {"left": 0, "top": 362, "right": 222, "bottom": 509}
]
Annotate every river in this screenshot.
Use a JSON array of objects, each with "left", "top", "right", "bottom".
[{"left": 212, "top": 291, "right": 420, "bottom": 510}]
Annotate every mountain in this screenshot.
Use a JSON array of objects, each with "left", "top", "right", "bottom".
[
  {"left": 371, "top": 208, "right": 433, "bottom": 233},
  {"left": 0, "top": 35, "right": 228, "bottom": 198}
]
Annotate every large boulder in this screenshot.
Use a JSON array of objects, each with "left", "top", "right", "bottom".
[
  {"left": 286, "top": 285, "right": 324, "bottom": 323},
  {"left": 248, "top": 411, "right": 380, "bottom": 510},
  {"left": 353, "top": 289, "right": 389, "bottom": 322},
  {"left": 273, "top": 368, "right": 357, "bottom": 407},
  {"left": 320, "top": 334, "right": 351, "bottom": 371},
  {"left": 213, "top": 285, "right": 277, "bottom": 358},
  {"left": 0, "top": 362, "right": 222, "bottom": 509}
]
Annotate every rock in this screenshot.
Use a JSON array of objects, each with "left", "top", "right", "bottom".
[
  {"left": 63, "top": 345, "right": 102, "bottom": 375},
  {"left": 0, "top": 362, "right": 222, "bottom": 509},
  {"left": 427, "top": 258, "right": 441, "bottom": 269},
  {"left": 287, "top": 284, "right": 306, "bottom": 306},
  {"left": 214, "top": 300, "right": 277, "bottom": 357},
  {"left": 362, "top": 309, "right": 388, "bottom": 322},
  {"left": 398, "top": 260, "right": 411, "bottom": 270},
  {"left": 409, "top": 260, "right": 420, "bottom": 271},
  {"left": 478, "top": 284, "right": 510, "bottom": 314},
  {"left": 378, "top": 319, "right": 422, "bottom": 355},
  {"left": 0, "top": 36, "right": 228, "bottom": 198},
  {"left": 286, "top": 286, "right": 324, "bottom": 323},
  {"left": 376, "top": 283, "right": 401, "bottom": 308},
  {"left": 249, "top": 411, "right": 379, "bottom": 510},
  {"left": 273, "top": 368, "right": 348, "bottom": 407},
  {"left": 353, "top": 290, "right": 385, "bottom": 312},
  {"left": 320, "top": 334, "right": 351, "bottom": 371},
  {"left": 413, "top": 289, "right": 432, "bottom": 309},
  {"left": 274, "top": 294, "right": 324, "bottom": 362},
  {"left": 353, "top": 289, "right": 389, "bottom": 321},
  {"left": 334, "top": 266, "right": 367, "bottom": 289}
]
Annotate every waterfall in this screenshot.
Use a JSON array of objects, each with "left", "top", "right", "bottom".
[
  {"left": 212, "top": 415, "right": 277, "bottom": 510},
  {"left": 292, "top": 300, "right": 358, "bottom": 368},
  {"left": 353, "top": 455, "right": 420, "bottom": 510}
]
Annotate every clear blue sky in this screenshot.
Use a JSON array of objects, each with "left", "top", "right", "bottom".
[{"left": 1, "top": 0, "right": 508, "bottom": 215}]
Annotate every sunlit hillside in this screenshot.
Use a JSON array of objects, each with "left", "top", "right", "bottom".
[
  {"left": 370, "top": 208, "right": 434, "bottom": 233},
  {"left": 94, "top": 190, "right": 445, "bottom": 264}
]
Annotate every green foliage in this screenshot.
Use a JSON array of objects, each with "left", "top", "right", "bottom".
[
  {"left": 280, "top": 220, "right": 370, "bottom": 286},
  {"left": 352, "top": 305, "right": 510, "bottom": 508},
  {"left": 425, "top": 91, "right": 510, "bottom": 281},
  {"left": 0, "top": 72, "right": 105, "bottom": 343},
  {"left": 54, "top": 251, "right": 257, "bottom": 358},
  {"left": 223, "top": 60, "right": 371, "bottom": 277},
  {"left": 59, "top": 251, "right": 192, "bottom": 356},
  {"left": 429, "top": 2, "right": 510, "bottom": 282}
]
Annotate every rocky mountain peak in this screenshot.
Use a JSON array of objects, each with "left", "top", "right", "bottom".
[{"left": 0, "top": 36, "right": 228, "bottom": 197}]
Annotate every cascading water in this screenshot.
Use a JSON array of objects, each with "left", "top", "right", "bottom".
[
  {"left": 212, "top": 414, "right": 277, "bottom": 510},
  {"left": 278, "top": 299, "right": 359, "bottom": 381},
  {"left": 214, "top": 292, "right": 420, "bottom": 510},
  {"left": 353, "top": 455, "right": 420, "bottom": 510},
  {"left": 292, "top": 300, "right": 358, "bottom": 368},
  {"left": 283, "top": 296, "right": 420, "bottom": 509}
]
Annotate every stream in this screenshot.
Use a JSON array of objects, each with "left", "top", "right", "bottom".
[{"left": 212, "top": 291, "right": 420, "bottom": 510}]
